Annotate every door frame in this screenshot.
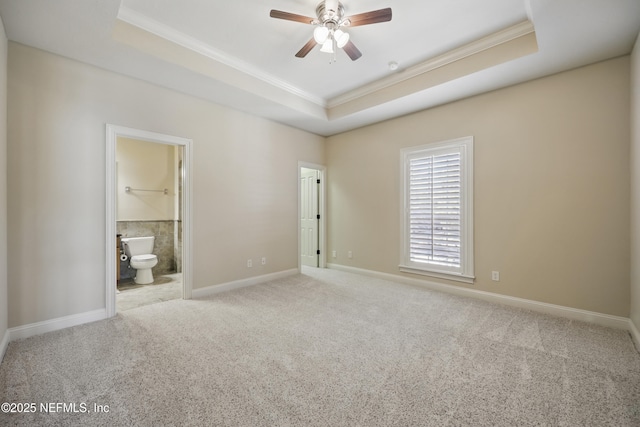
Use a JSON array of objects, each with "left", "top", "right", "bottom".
[
  {"left": 298, "top": 162, "right": 326, "bottom": 271},
  {"left": 105, "top": 124, "right": 193, "bottom": 317}
]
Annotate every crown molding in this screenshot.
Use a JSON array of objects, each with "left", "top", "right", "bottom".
[
  {"left": 116, "top": 7, "right": 536, "bottom": 123},
  {"left": 117, "top": 6, "right": 327, "bottom": 108},
  {"left": 327, "top": 20, "right": 536, "bottom": 109}
]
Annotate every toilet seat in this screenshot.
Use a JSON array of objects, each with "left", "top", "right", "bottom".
[
  {"left": 131, "top": 254, "right": 157, "bottom": 262},
  {"left": 129, "top": 253, "right": 158, "bottom": 285}
]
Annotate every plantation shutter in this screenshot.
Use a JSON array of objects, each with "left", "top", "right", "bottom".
[{"left": 408, "top": 150, "right": 461, "bottom": 268}]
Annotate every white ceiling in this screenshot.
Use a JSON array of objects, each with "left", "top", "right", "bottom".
[{"left": 0, "top": 0, "right": 639, "bottom": 136}]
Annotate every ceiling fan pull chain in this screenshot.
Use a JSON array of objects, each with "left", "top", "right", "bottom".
[{"left": 332, "top": 38, "right": 337, "bottom": 63}]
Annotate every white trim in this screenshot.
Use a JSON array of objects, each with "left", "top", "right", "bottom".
[
  {"left": 298, "top": 162, "right": 327, "bottom": 271},
  {"left": 630, "top": 319, "right": 640, "bottom": 352},
  {"left": 328, "top": 21, "right": 535, "bottom": 109},
  {"left": 8, "top": 309, "right": 107, "bottom": 341},
  {"left": 181, "top": 135, "right": 194, "bottom": 301},
  {"left": 327, "top": 264, "right": 631, "bottom": 331},
  {"left": 0, "top": 329, "right": 9, "bottom": 362},
  {"left": 117, "top": 6, "right": 326, "bottom": 108},
  {"left": 399, "top": 265, "right": 475, "bottom": 284},
  {"left": 106, "top": 124, "right": 193, "bottom": 317},
  {"left": 192, "top": 269, "right": 299, "bottom": 299},
  {"left": 105, "top": 125, "right": 117, "bottom": 318}
]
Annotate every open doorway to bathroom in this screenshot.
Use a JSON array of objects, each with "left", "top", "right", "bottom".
[
  {"left": 115, "top": 137, "right": 183, "bottom": 311},
  {"left": 106, "top": 125, "right": 192, "bottom": 317}
]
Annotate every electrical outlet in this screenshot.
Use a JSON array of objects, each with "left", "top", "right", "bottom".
[
  {"left": 247, "top": 259, "right": 252, "bottom": 268},
  {"left": 261, "top": 257, "right": 266, "bottom": 265},
  {"left": 348, "top": 251, "right": 353, "bottom": 259},
  {"left": 491, "top": 271, "right": 500, "bottom": 281},
  {"left": 332, "top": 250, "right": 337, "bottom": 258}
]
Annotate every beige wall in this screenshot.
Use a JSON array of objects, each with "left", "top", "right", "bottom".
[
  {"left": 631, "top": 33, "right": 640, "bottom": 330},
  {"left": 327, "top": 56, "right": 631, "bottom": 317},
  {"left": 7, "top": 43, "right": 324, "bottom": 328},
  {"left": 0, "top": 18, "right": 7, "bottom": 343},
  {"left": 4, "top": 39, "right": 635, "bottom": 329},
  {"left": 116, "top": 137, "right": 177, "bottom": 221}
]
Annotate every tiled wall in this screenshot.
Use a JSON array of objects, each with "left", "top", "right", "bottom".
[
  {"left": 174, "top": 220, "right": 182, "bottom": 273},
  {"left": 117, "top": 220, "right": 182, "bottom": 280}
]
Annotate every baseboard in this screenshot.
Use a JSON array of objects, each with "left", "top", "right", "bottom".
[
  {"left": 0, "top": 328, "right": 9, "bottom": 363},
  {"left": 327, "top": 264, "right": 630, "bottom": 330},
  {"left": 8, "top": 309, "right": 107, "bottom": 341},
  {"left": 192, "top": 268, "right": 299, "bottom": 299},
  {"left": 630, "top": 319, "right": 640, "bottom": 352}
]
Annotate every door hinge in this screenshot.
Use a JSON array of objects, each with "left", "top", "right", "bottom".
[
  {"left": 317, "top": 179, "right": 320, "bottom": 184},
  {"left": 317, "top": 250, "right": 321, "bottom": 255},
  {"left": 316, "top": 214, "right": 321, "bottom": 220}
]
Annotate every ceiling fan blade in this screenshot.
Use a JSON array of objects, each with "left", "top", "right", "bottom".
[
  {"left": 295, "top": 38, "right": 318, "bottom": 58},
  {"left": 345, "top": 8, "right": 392, "bottom": 27},
  {"left": 342, "top": 40, "right": 362, "bottom": 61},
  {"left": 270, "top": 10, "right": 316, "bottom": 24}
]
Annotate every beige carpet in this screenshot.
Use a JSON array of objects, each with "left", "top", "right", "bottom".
[{"left": 1, "top": 267, "right": 639, "bottom": 426}]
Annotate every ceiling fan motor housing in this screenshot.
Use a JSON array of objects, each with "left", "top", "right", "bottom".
[{"left": 316, "top": 1, "right": 345, "bottom": 28}]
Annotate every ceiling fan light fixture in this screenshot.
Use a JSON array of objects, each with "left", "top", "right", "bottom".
[
  {"left": 334, "top": 29, "right": 349, "bottom": 48},
  {"left": 320, "top": 39, "right": 335, "bottom": 53},
  {"left": 313, "top": 26, "right": 330, "bottom": 44}
]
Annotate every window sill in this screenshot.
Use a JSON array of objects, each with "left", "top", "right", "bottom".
[{"left": 399, "top": 265, "right": 475, "bottom": 284}]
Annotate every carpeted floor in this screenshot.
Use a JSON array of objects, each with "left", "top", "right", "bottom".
[{"left": 1, "top": 267, "right": 639, "bottom": 426}]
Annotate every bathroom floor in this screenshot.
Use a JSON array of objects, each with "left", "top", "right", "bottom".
[{"left": 116, "top": 273, "right": 182, "bottom": 312}]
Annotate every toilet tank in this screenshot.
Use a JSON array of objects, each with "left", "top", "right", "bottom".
[{"left": 121, "top": 236, "right": 155, "bottom": 256}]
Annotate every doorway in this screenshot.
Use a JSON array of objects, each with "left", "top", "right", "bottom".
[
  {"left": 299, "top": 163, "right": 326, "bottom": 270},
  {"left": 106, "top": 125, "right": 193, "bottom": 317},
  {"left": 115, "top": 138, "right": 182, "bottom": 310}
]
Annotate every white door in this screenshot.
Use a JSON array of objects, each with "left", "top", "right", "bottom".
[{"left": 301, "top": 168, "right": 319, "bottom": 267}]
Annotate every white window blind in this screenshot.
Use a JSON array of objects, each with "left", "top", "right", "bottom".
[
  {"left": 400, "top": 137, "right": 474, "bottom": 283},
  {"left": 409, "top": 151, "right": 461, "bottom": 267}
]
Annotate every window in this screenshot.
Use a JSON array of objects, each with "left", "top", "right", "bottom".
[{"left": 400, "top": 137, "right": 474, "bottom": 283}]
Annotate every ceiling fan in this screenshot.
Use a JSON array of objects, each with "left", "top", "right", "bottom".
[{"left": 269, "top": 0, "right": 392, "bottom": 61}]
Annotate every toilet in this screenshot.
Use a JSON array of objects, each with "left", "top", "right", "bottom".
[{"left": 121, "top": 236, "right": 158, "bottom": 285}]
